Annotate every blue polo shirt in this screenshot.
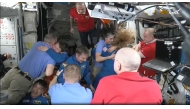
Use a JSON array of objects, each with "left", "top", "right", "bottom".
[
  {"left": 57, "top": 55, "right": 92, "bottom": 85},
  {"left": 48, "top": 83, "right": 92, "bottom": 104},
  {"left": 18, "top": 41, "right": 56, "bottom": 79},
  {"left": 18, "top": 93, "right": 49, "bottom": 105},
  {"left": 94, "top": 40, "right": 106, "bottom": 68}
]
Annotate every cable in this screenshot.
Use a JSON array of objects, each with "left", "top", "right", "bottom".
[{"left": 119, "top": 4, "right": 176, "bottom": 27}]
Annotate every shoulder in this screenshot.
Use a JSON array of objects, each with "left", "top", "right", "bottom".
[
  {"left": 70, "top": 7, "right": 76, "bottom": 14},
  {"left": 99, "top": 75, "right": 115, "bottom": 84}
]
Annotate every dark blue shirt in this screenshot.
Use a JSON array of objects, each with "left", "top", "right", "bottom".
[
  {"left": 46, "top": 49, "right": 69, "bottom": 64},
  {"left": 57, "top": 55, "right": 92, "bottom": 85},
  {"left": 18, "top": 93, "right": 49, "bottom": 105}
]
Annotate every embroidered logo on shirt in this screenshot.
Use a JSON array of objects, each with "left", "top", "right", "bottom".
[
  {"left": 62, "top": 62, "right": 68, "bottom": 67},
  {"left": 103, "top": 47, "right": 108, "bottom": 52},
  {"left": 23, "top": 99, "right": 30, "bottom": 103},
  {"left": 33, "top": 100, "right": 41, "bottom": 104},
  {"left": 81, "top": 65, "right": 86, "bottom": 69}
]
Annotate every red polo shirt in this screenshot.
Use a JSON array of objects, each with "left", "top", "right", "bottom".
[
  {"left": 70, "top": 7, "right": 95, "bottom": 32},
  {"left": 138, "top": 41, "right": 156, "bottom": 77},
  {"left": 91, "top": 72, "right": 162, "bottom": 104}
]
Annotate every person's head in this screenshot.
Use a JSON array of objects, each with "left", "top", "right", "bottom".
[
  {"left": 111, "top": 28, "right": 136, "bottom": 49},
  {"left": 63, "top": 64, "right": 81, "bottom": 83},
  {"left": 31, "top": 79, "right": 47, "bottom": 98},
  {"left": 75, "top": 45, "right": 89, "bottom": 63},
  {"left": 143, "top": 28, "right": 155, "bottom": 43},
  {"left": 76, "top": 2, "right": 86, "bottom": 14},
  {"left": 100, "top": 24, "right": 115, "bottom": 44},
  {"left": 114, "top": 48, "right": 141, "bottom": 74},
  {"left": 52, "top": 38, "right": 69, "bottom": 53},
  {"left": 44, "top": 33, "right": 58, "bottom": 48}
]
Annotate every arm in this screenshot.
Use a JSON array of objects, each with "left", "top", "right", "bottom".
[
  {"left": 69, "top": 9, "right": 74, "bottom": 29},
  {"left": 46, "top": 49, "right": 68, "bottom": 64},
  {"left": 57, "top": 65, "right": 65, "bottom": 84},
  {"left": 70, "top": 17, "right": 74, "bottom": 29},
  {"left": 38, "top": 46, "right": 68, "bottom": 64},
  {"left": 91, "top": 79, "right": 105, "bottom": 104},
  {"left": 0, "top": 53, "right": 11, "bottom": 62},
  {"left": 84, "top": 61, "right": 92, "bottom": 85},
  {"left": 45, "top": 64, "right": 55, "bottom": 77},
  {"left": 49, "top": 69, "right": 63, "bottom": 87},
  {"left": 133, "top": 43, "right": 145, "bottom": 58},
  {"left": 95, "top": 44, "right": 111, "bottom": 62}
]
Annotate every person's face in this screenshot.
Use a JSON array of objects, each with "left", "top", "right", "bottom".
[
  {"left": 76, "top": 53, "right": 88, "bottom": 63},
  {"left": 50, "top": 38, "right": 57, "bottom": 48},
  {"left": 143, "top": 31, "right": 154, "bottom": 43},
  {"left": 76, "top": 5, "right": 86, "bottom": 14},
  {"left": 52, "top": 42, "right": 62, "bottom": 53},
  {"left": 105, "top": 34, "right": 114, "bottom": 44},
  {"left": 31, "top": 83, "right": 45, "bottom": 98}
]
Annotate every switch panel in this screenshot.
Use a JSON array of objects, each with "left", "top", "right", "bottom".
[
  {"left": 0, "top": 17, "right": 17, "bottom": 46},
  {"left": 0, "top": 45, "right": 18, "bottom": 68}
]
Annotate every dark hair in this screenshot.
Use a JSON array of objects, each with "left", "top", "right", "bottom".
[
  {"left": 75, "top": 45, "right": 89, "bottom": 55},
  {"left": 57, "top": 38, "right": 69, "bottom": 52},
  {"left": 100, "top": 23, "right": 115, "bottom": 40},
  {"left": 33, "top": 79, "right": 47, "bottom": 90}
]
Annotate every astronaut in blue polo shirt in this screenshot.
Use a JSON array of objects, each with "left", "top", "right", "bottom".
[{"left": 18, "top": 79, "right": 49, "bottom": 105}]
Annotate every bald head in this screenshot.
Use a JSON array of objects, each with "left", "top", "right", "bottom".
[
  {"left": 114, "top": 48, "right": 141, "bottom": 74},
  {"left": 143, "top": 28, "right": 155, "bottom": 43},
  {"left": 76, "top": 2, "right": 86, "bottom": 14}
]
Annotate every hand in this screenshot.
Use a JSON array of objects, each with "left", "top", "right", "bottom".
[
  {"left": 90, "top": 85, "right": 95, "bottom": 93},
  {"left": 56, "top": 69, "right": 63, "bottom": 77},
  {"left": 108, "top": 53, "right": 115, "bottom": 59},
  {"left": 37, "top": 46, "right": 49, "bottom": 52},
  {"left": 70, "top": 28, "right": 74, "bottom": 34},
  {"left": 4, "top": 53, "right": 12, "bottom": 60}
]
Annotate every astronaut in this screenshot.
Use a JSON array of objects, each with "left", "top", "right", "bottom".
[
  {"left": 18, "top": 79, "right": 49, "bottom": 105},
  {"left": 92, "top": 28, "right": 136, "bottom": 89},
  {"left": 38, "top": 45, "right": 95, "bottom": 93},
  {"left": 91, "top": 24, "right": 115, "bottom": 80}
]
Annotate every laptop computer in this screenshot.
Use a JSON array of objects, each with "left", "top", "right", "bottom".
[
  {"left": 176, "top": 66, "right": 190, "bottom": 87},
  {"left": 142, "top": 40, "right": 182, "bottom": 73}
]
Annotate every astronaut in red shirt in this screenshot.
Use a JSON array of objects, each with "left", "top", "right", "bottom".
[
  {"left": 69, "top": 2, "right": 97, "bottom": 49},
  {"left": 133, "top": 28, "right": 157, "bottom": 78},
  {"left": 91, "top": 48, "right": 162, "bottom": 104}
]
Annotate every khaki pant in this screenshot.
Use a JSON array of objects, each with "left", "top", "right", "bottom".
[
  {"left": 91, "top": 66, "right": 101, "bottom": 81},
  {"left": 0, "top": 68, "right": 33, "bottom": 104}
]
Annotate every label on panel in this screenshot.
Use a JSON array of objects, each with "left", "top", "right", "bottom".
[
  {"left": 0, "top": 45, "right": 18, "bottom": 68},
  {"left": 0, "top": 17, "right": 16, "bottom": 45}
]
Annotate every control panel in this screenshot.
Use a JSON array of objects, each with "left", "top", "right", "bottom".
[
  {"left": 0, "top": 17, "right": 19, "bottom": 68},
  {"left": 0, "top": 17, "right": 17, "bottom": 45}
]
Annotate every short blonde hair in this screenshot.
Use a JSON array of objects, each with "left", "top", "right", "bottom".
[{"left": 64, "top": 64, "right": 81, "bottom": 80}]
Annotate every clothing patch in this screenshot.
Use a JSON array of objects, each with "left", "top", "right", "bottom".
[
  {"left": 33, "top": 100, "right": 41, "bottom": 104},
  {"left": 103, "top": 47, "right": 108, "bottom": 52},
  {"left": 23, "top": 99, "right": 30, "bottom": 103},
  {"left": 81, "top": 65, "right": 86, "bottom": 69}
]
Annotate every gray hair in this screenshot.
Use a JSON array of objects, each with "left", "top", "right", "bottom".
[{"left": 44, "top": 33, "right": 57, "bottom": 44}]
